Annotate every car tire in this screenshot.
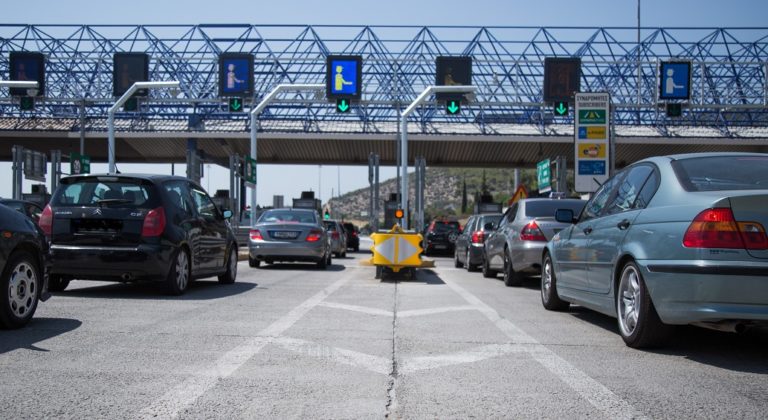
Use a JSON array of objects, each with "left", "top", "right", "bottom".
[
  {"left": 482, "top": 254, "right": 496, "bottom": 278},
  {"left": 466, "top": 250, "right": 478, "bottom": 272},
  {"left": 48, "top": 275, "right": 70, "bottom": 292},
  {"left": 317, "top": 252, "right": 329, "bottom": 270},
  {"left": 248, "top": 256, "right": 261, "bottom": 268},
  {"left": 218, "top": 246, "right": 238, "bottom": 284},
  {"left": 541, "top": 252, "right": 569, "bottom": 311},
  {"left": 166, "top": 248, "right": 190, "bottom": 296},
  {"left": 616, "top": 261, "right": 673, "bottom": 348},
  {"left": 454, "top": 249, "right": 463, "bottom": 268},
  {"left": 0, "top": 250, "right": 41, "bottom": 329},
  {"left": 342, "top": 250, "right": 347, "bottom": 258},
  {"left": 503, "top": 249, "right": 523, "bottom": 287},
  {"left": 354, "top": 246, "right": 359, "bottom": 252}
]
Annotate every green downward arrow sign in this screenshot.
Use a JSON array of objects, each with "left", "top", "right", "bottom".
[
  {"left": 229, "top": 97, "right": 243, "bottom": 112},
  {"left": 554, "top": 101, "right": 568, "bottom": 116},
  {"left": 446, "top": 100, "right": 460, "bottom": 115},
  {"left": 337, "top": 99, "right": 350, "bottom": 112}
]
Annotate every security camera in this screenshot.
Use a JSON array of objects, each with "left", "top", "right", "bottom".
[
  {"left": 169, "top": 87, "right": 180, "bottom": 97},
  {"left": 26, "top": 88, "right": 39, "bottom": 97}
]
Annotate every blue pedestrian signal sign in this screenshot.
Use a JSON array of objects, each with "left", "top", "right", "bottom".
[
  {"left": 326, "top": 55, "right": 362, "bottom": 101},
  {"left": 219, "top": 53, "right": 254, "bottom": 97},
  {"left": 9, "top": 51, "right": 45, "bottom": 97},
  {"left": 659, "top": 61, "right": 691, "bottom": 100}
]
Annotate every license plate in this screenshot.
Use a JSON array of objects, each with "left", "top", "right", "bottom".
[
  {"left": 272, "top": 231, "right": 299, "bottom": 239},
  {"left": 434, "top": 244, "right": 447, "bottom": 249}
]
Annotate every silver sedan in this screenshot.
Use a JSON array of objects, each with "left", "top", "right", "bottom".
[{"left": 248, "top": 208, "right": 332, "bottom": 269}]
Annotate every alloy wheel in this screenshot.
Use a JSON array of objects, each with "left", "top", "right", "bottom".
[
  {"left": 618, "top": 265, "right": 642, "bottom": 337},
  {"left": 8, "top": 260, "right": 37, "bottom": 319}
]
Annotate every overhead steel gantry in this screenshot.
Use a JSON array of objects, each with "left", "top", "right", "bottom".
[{"left": 0, "top": 24, "right": 767, "bottom": 167}]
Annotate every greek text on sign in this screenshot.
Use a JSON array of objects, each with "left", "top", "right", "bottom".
[
  {"left": 578, "top": 126, "right": 607, "bottom": 140},
  {"left": 579, "top": 143, "right": 606, "bottom": 158},
  {"left": 578, "top": 160, "right": 606, "bottom": 176}
]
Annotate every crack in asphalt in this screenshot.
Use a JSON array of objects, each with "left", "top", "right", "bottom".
[{"left": 385, "top": 280, "right": 399, "bottom": 418}]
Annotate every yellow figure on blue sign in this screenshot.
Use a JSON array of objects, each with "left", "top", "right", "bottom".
[{"left": 334, "top": 65, "right": 353, "bottom": 91}]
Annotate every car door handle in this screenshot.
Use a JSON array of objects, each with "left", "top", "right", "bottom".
[
  {"left": 583, "top": 226, "right": 593, "bottom": 235},
  {"left": 617, "top": 219, "right": 631, "bottom": 230}
]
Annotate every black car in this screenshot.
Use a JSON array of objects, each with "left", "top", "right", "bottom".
[
  {"left": 423, "top": 219, "right": 462, "bottom": 256},
  {"left": 0, "top": 199, "right": 44, "bottom": 224},
  {"left": 39, "top": 174, "right": 238, "bottom": 295},
  {"left": 0, "top": 203, "right": 50, "bottom": 328},
  {"left": 342, "top": 222, "right": 360, "bottom": 252}
]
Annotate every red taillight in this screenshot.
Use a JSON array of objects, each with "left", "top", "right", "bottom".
[
  {"left": 331, "top": 231, "right": 340, "bottom": 240},
  {"left": 352, "top": 231, "right": 358, "bottom": 238},
  {"left": 471, "top": 230, "right": 485, "bottom": 244},
  {"left": 306, "top": 229, "right": 323, "bottom": 242},
  {"left": 141, "top": 207, "right": 166, "bottom": 237},
  {"left": 520, "top": 221, "right": 547, "bottom": 242},
  {"left": 250, "top": 229, "right": 264, "bottom": 241},
  {"left": 683, "top": 208, "right": 768, "bottom": 249},
  {"left": 39, "top": 204, "right": 53, "bottom": 235}
]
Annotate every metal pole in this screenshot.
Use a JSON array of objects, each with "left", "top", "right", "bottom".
[
  {"left": 249, "top": 83, "right": 324, "bottom": 228},
  {"left": 374, "top": 154, "right": 380, "bottom": 231},
  {"left": 637, "top": 0, "right": 641, "bottom": 108},
  {"left": 50, "top": 150, "right": 61, "bottom": 194},
  {"left": 400, "top": 85, "right": 477, "bottom": 229},
  {"left": 79, "top": 100, "right": 86, "bottom": 155},
  {"left": 12, "top": 146, "right": 23, "bottom": 200},
  {"left": 108, "top": 81, "right": 180, "bottom": 174}
]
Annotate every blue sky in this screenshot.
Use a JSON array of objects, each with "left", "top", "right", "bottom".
[{"left": 2, "top": 0, "right": 766, "bottom": 204}]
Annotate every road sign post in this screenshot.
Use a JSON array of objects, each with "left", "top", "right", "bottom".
[{"left": 574, "top": 92, "right": 611, "bottom": 193}]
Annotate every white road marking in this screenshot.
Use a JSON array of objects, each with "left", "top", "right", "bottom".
[
  {"left": 273, "top": 336, "right": 391, "bottom": 375},
  {"left": 318, "top": 301, "right": 393, "bottom": 317},
  {"left": 441, "top": 277, "right": 649, "bottom": 420},
  {"left": 138, "top": 276, "right": 351, "bottom": 420},
  {"left": 400, "top": 343, "right": 524, "bottom": 373},
  {"left": 398, "top": 305, "right": 476, "bottom": 318},
  {"left": 318, "top": 301, "right": 476, "bottom": 318}
]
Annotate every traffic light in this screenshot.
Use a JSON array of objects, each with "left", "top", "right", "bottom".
[
  {"left": 19, "top": 96, "right": 34, "bottom": 111},
  {"left": 229, "top": 97, "right": 244, "bottom": 112},
  {"left": 446, "top": 100, "right": 460, "bottom": 115},
  {"left": 553, "top": 101, "right": 569, "bottom": 116},
  {"left": 666, "top": 103, "right": 682, "bottom": 117},
  {"left": 324, "top": 210, "right": 331, "bottom": 220},
  {"left": 543, "top": 57, "right": 581, "bottom": 103},
  {"left": 336, "top": 98, "right": 350, "bottom": 113},
  {"left": 394, "top": 209, "right": 404, "bottom": 219}
]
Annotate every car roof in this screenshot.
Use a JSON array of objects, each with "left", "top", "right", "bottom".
[
  {"left": 638, "top": 152, "right": 768, "bottom": 165},
  {"left": 60, "top": 173, "right": 191, "bottom": 183}
]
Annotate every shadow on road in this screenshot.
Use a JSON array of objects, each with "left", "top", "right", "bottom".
[
  {"left": 0, "top": 317, "right": 82, "bottom": 354},
  {"left": 378, "top": 268, "right": 445, "bottom": 285},
  {"left": 567, "top": 305, "right": 768, "bottom": 373},
  {"left": 54, "top": 280, "right": 258, "bottom": 301},
  {"left": 253, "top": 263, "right": 346, "bottom": 272}
]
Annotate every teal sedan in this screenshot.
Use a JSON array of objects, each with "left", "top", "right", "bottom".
[{"left": 541, "top": 153, "right": 768, "bottom": 348}]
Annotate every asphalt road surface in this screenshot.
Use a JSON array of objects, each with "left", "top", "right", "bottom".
[{"left": 2, "top": 240, "right": 766, "bottom": 419}]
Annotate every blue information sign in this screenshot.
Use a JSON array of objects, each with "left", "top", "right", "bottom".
[
  {"left": 219, "top": 53, "right": 254, "bottom": 97},
  {"left": 578, "top": 160, "right": 606, "bottom": 176},
  {"left": 659, "top": 61, "right": 691, "bottom": 100},
  {"left": 326, "top": 55, "right": 362, "bottom": 100}
]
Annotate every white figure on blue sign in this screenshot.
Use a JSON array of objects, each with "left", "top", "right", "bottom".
[
  {"left": 665, "top": 68, "right": 684, "bottom": 96},
  {"left": 227, "top": 63, "right": 244, "bottom": 90}
]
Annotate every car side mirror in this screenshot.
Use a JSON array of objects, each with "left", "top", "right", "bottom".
[
  {"left": 555, "top": 209, "right": 575, "bottom": 224},
  {"left": 483, "top": 222, "right": 495, "bottom": 231},
  {"left": 223, "top": 210, "right": 233, "bottom": 220}
]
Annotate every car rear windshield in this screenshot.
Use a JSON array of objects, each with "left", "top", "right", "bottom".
[
  {"left": 323, "top": 221, "right": 338, "bottom": 229},
  {"left": 672, "top": 156, "right": 768, "bottom": 191},
  {"left": 51, "top": 177, "right": 154, "bottom": 207},
  {"left": 480, "top": 215, "right": 502, "bottom": 227},
  {"left": 432, "top": 222, "right": 460, "bottom": 233},
  {"left": 525, "top": 200, "right": 586, "bottom": 218},
  {"left": 259, "top": 210, "right": 316, "bottom": 224}
]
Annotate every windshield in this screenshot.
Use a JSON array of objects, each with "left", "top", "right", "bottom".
[
  {"left": 672, "top": 156, "right": 768, "bottom": 191},
  {"left": 432, "top": 222, "right": 460, "bottom": 233},
  {"left": 52, "top": 178, "right": 154, "bottom": 207},
  {"left": 258, "top": 209, "right": 316, "bottom": 224}
]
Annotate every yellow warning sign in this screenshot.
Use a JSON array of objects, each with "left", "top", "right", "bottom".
[
  {"left": 370, "top": 231, "right": 423, "bottom": 267},
  {"left": 579, "top": 143, "right": 606, "bottom": 158},
  {"left": 508, "top": 184, "right": 529, "bottom": 205}
]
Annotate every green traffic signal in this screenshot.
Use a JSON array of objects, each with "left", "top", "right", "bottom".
[
  {"left": 554, "top": 101, "right": 569, "bottom": 116},
  {"left": 124, "top": 97, "right": 138, "bottom": 111},
  {"left": 19, "top": 96, "right": 34, "bottom": 111},
  {"left": 446, "top": 100, "right": 460, "bottom": 115},
  {"left": 229, "top": 97, "right": 243, "bottom": 112},
  {"left": 336, "top": 98, "right": 350, "bottom": 113}
]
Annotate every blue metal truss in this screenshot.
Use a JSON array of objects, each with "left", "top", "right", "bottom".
[{"left": 0, "top": 24, "right": 766, "bottom": 135}]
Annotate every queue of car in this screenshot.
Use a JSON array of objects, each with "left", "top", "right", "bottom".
[{"left": 444, "top": 152, "right": 768, "bottom": 349}]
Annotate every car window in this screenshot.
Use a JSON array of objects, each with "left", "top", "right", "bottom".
[
  {"left": 26, "top": 204, "right": 42, "bottom": 220},
  {"left": 604, "top": 165, "right": 653, "bottom": 215},
  {"left": 580, "top": 172, "right": 625, "bottom": 221},
  {"left": 52, "top": 178, "right": 154, "bottom": 207},
  {"left": 163, "top": 181, "right": 194, "bottom": 216},
  {"left": 432, "top": 222, "right": 460, "bottom": 233},
  {"left": 525, "top": 200, "right": 586, "bottom": 218},
  {"left": 634, "top": 169, "right": 659, "bottom": 210},
  {"left": 190, "top": 186, "right": 219, "bottom": 219},
  {"left": 464, "top": 217, "right": 476, "bottom": 233},
  {"left": 672, "top": 155, "right": 768, "bottom": 191},
  {"left": 323, "top": 221, "right": 338, "bottom": 230},
  {"left": 507, "top": 203, "right": 519, "bottom": 223},
  {"left": 481, "top": 215, "right": 502, "bottom": 230},
  {"left": 260, "top": 210, "right": 316, "bottom": 224}
]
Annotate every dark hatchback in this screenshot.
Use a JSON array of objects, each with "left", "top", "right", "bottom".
[
  {"left": 40, "top": 174, "right": 238, "bottom": 295},
  {"left": 423, "top": 220, "right": 462, "bottom": 256},
  {"left": 342, "top": 222, "right": 360, "bottom": 252},
  {"left": 0, "top": 203, "right": 50, "bottom": 328}
]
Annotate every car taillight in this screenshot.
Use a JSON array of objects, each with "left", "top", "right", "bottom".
[
  {"left": 250, "top": 229, "right": 263, "bottom": 241},
  {"left": 683, "top": 208, "right": 768, "bottom": 250},
  {"left": 306, "top": 229, "right": 323, "bottom": 242},
  {"left": 331, "top": 231, "right": 340, "bottom": 240},
  {"left": 352, "top": 231, "right": 358, "bottom": 238},
  {"left": 141, "top": 207, "right": 166, "bottom": 237},
  {"left": 520, "top": 221, "right": 547, "bottom": 242},
  {"left": 471, "top": 230, "right": 485, "bottom": 244},
  {"left": 39, "top": 204, "right": 53, "bottom": 235}
]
